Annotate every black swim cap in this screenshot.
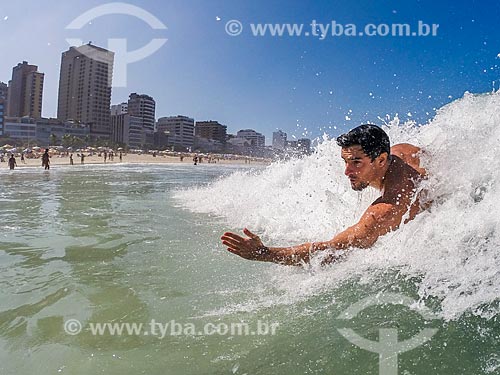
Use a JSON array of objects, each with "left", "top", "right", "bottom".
[{"left": 336, "top": 124, "right": 390, "bottom": 160}]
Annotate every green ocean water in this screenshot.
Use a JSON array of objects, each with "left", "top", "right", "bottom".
[{"left": 0, "top": 164, "right": 498, "bottom": 375}]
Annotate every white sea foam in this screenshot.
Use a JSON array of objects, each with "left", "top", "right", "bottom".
[{"left": 174, "top": 91, "right": 500, "bottom": 321}]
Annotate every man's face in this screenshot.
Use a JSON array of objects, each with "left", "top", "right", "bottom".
[{"left": 341, "top": 145, "right": 379, "bottom": 191}]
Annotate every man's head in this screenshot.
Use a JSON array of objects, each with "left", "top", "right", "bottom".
[{"left": 336, "top": 125, "right": 391, "bottom": 191}]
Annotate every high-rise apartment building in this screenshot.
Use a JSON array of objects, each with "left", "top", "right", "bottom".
[
  {"left": 111, "top": 102, "right": 128, "bottom": 115},
  {"left": 7, "top": 61, "right": 44, "bottom": 118},
  {"left": 237, "top": 129, "right": 266, "bottom": 148},
  {"left": 156, "top": 115, "right": 194, "bottom": 150},
  {"left": 127, "top": 93, "right": 155, "bottom": 132},
  {"left": 0, "top": 81, "right": 8, "bottom": 101},
  {"left": 110, "top": 113, "right": 143, "bottom": 148},
  {"left": 195, "top": 121, "right": 227, "bottom": 143},
  {"left": 127, "top": 93, "right": 155, "bottom": 146},
  {"left": 272, "top": 130, "right": 287, "bottom": 150},
  {"left": 57, "top": 43, "right": 114, "bottom": 138}
]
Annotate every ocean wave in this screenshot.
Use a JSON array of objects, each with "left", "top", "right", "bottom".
[{"left": 174, "top": 91, "right": 500, "bottom": 321}]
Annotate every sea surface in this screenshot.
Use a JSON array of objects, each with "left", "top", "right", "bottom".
[{"left": 1, "top": 92, "right": 500, "bottom": 374}]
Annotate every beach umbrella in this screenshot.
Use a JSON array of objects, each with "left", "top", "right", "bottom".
[
  {"left": 2, "top": 144, "right": 13, "bottom": 149},
  {"left": 117, "top": 147, "right": 123, "bottom": 150}
]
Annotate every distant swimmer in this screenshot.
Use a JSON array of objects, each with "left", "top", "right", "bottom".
[
  {"left": 8, "top": 154, "right": 17, "bottom": 170},
  {"left": 42, "top": 149, "right": 50, "bottom": 170},
  {"left": 221, "top": 124, "right": 428, "bottom": 265}
]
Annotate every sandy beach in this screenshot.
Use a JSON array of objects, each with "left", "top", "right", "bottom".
[{"left": 3, "top": 152, "right": 271, "bottom": 168}]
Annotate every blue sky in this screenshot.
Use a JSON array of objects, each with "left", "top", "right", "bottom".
[{"left": 1, "top": 0, "right": 499, "bottom": 144}]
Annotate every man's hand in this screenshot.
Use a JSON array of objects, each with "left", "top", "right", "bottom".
[{"left": 221, "top": 228, "right": 270, "bottom": 261}]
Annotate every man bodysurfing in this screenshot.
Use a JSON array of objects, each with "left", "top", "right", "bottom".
[{"left": 221, "top": 124, "right": 427, "bottom": 265}]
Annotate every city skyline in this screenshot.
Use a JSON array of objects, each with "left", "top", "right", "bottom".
[
  {"left": 1, "top": 1, "right": 499, "bottom": 144},
  {"left": 1, "top": 47, "right": 273, "bottom": 145}
]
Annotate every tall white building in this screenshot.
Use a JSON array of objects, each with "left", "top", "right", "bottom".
[{"left": 156, "top": 115, "right": 194, "bottom": 150}]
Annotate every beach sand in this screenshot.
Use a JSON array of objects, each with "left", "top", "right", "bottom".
[{"left": 4, "top": 153, "right": 270, "bottom": 168}]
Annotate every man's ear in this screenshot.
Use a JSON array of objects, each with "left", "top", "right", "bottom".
[{"left": 377, "top": 152, "right": 389, "bottom": 166}]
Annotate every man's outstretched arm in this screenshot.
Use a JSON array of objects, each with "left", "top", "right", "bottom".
[{"left": 221, "top": 202, "right": 405, "bottom": 266}]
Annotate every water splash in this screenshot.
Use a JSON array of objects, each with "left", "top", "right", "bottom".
[{"left": 174, "top": 91, "right": 500, "bottom": 321}]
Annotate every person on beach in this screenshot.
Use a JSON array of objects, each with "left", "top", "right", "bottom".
[
  {"left": 8, "top": 154, "right": 17, "bottom": 170},
  {"left": 20, "top": 153, "right": 25, "bottom": 164},
  {"left": 69, "top": 154, "right": 74, "bottom": 165},
  {"left": 41, "top": 149, "right": 50, "bottom": 170},
  {"left": 81, "top": 153, "right": 85, "bottom": 164},
  {"left": 221, "top": 124, "right": 427, "bottom": 265}
]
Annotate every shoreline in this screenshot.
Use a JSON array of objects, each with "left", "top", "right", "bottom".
[{"left": 2, "top": 153, "right": 271, "bottom": 169}]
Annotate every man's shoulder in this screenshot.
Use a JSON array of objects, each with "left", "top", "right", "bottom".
[
  {"left": 375, "top": 156, "right": 421, "bottom": 206},
  {"left": 388, "top": 155, "right": 420, "bottom": 177},
  {"left": 391, "top": 143, "right": 421, "bottom": 156},
  {"left": 391, "top": 143, "right": 426, "bottom": 176}
]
